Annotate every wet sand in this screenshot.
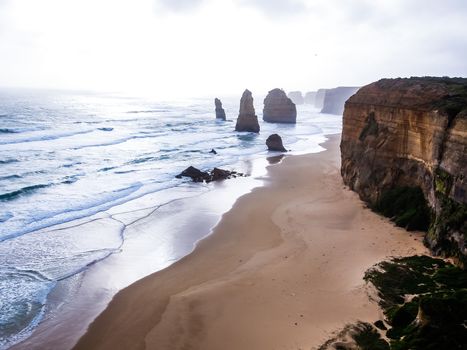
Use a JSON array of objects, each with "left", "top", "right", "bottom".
[{"left": 74, "top": 134, "right": 427, "bottom": 350}]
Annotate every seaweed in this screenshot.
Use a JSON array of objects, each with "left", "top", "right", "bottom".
[
  {"left": 364, "top": 256, "right": 467, "bottom": 349},
  {"left": 352, "top": 322, "right": 390, "bottom": 350}
]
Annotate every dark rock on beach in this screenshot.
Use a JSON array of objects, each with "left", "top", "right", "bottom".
[
  {"left": 175, "top": 166, "right": 210, "bottom": 182},
  {"left": 235, "top": 89, "right": 260, "bottom": 133},
  {"left": 266, "top": 134, "right": 287, "bottom": 152},
  {"left": 214, "top": 98, "right": 226, "bottom": 120},
  {"left": 176, "top": 166, "right": 245, "bottom": 183}
]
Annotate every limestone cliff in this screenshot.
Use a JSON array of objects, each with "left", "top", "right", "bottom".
[
  {"left": 321, "top": 86, "right": 359, "bottom": 115},
  {"left": 341, "top": 77, "right": 467, "bottom": 262},
  {"left": 263, "top": 88, "right": 296, "bottom": 124}
]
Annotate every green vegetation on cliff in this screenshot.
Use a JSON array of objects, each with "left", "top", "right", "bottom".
[
  {"left": 375, "top": 187, "right": 431, "bottom": 231},
  {"left": 431, "top": 169, "right": 467, "bottom": 264}
]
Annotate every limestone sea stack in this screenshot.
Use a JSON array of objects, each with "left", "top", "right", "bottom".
[
  {"left": 266, "top": 134, "right": 287, "bottom": 152},
  {"left": 263, "top": 88, "right": 297, "bottom": 124},
  {"left": 321, "top": 86, "right": 359, "bottom": 115},
  {"left": 287, "top": 91, "right": 304, "bottom": 105},
  {"left": 304, "top": 91, "right": 317, "bottom": 105},
  {"left": 314, "top": 88, "right": 328, "bottom": 109},
  {"left": 235, "top": 89, "right": 260, "bottom": 133},
  {"left": 340, "top": 77, "right": 467, "bottom": 262},
  {"left": 214, "top": 98, "right": 226, "bottom": 120}
]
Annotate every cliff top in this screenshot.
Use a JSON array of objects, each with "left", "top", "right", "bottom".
[{"left": 348, "top": 77, "right": 467, "bottom": 118}]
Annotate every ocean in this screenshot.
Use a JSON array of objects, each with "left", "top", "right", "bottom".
[{"left": 0, "top": 88, "right": 342, "bottom": 349}]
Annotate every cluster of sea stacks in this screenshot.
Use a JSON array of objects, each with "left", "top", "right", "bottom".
[
  {"left": 229, "top": 88, "right": 297, "bottom": 133},
  {"left": 289, "top": 87, "right": 360, "bottom": 115}
]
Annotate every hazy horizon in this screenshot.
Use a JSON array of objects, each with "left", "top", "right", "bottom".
[{"left": 1, "top": 0, "right": 466, "bottom": 98}]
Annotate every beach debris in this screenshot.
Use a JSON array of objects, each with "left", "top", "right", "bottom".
[
  {"left": 235, "top": 89, "right": 260, "bottom": 133},
  {"left": 176, "top": 166, "right": 245, "bottom": 183},
  {"left": 266, "top": 134, "right": 287, "bottom": 152},
  {"left": 214, "top": 98, "right": 226, "bottom": 120},
  {"left": 263, "top": 88, "right": 296, "bottom": 124}
]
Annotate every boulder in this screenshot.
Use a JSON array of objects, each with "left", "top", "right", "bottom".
[
  {"left": 263, "top": 88, "right": 297, "bottom": 123},
  {"left": 176, "top": 166, "right": 246, "bottom": 183},
  {"left": 211, "top": 168, "right": 232, "bottom": 181},
  {"left": 175, "top": 166, "right": 210, "bottom": 182},
  {"left": 287, "top": 91, "right": 304, "bottom": 105},
  {"left": 235, "top": 89, "right": 260, "bottom": 132},
  {"left": 214, "top": 98, "right": 226, "bottom": 120},
  {"left": 266, "top": 134, "right": 287, "bottom": 152}
]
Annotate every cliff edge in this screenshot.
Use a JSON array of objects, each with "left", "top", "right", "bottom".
[{"left": 341, "top": 77, "right": 467, "bottom": 263}]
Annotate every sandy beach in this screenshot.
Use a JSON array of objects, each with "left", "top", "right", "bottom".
[{"left": 73, "top": 134, "right": 427, "bottom": 350}]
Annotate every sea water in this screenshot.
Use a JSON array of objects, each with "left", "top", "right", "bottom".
[{"left": 0, "top": 88, "right": 342, "bottom": 348}]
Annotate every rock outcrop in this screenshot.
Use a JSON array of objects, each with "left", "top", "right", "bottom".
[
  {"left": 287, "top": 91, "right": 304, "bottom": 105},
  {"left": 235, "top": 89, "right": 260, "bottom": 133},
  {"left": 321, "top": 86, "right": 360, "bottom": 115},
  {"left": 314, "top": 89, "right": 328, "bottom": 109},
  {"left": 341, "top": 77, "right": 467, "bottom": 263},
  {"left": 214, "top": 98, "right": 226, "bottom": 120},
  {"left": 176, "top": 166, "right": 245, "bottom": 182},
  {"left": 304, "top": 91, "right": 316, "bottom": 105},
  {"left": 266, "top": 134, "right": 287, "bottom": 152},
  {"left": 263, "top": 88, "right": 297, "bottom": 124}
]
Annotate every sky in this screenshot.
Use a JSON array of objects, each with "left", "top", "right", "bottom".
[{"left": 0, "top": 0, "right": 466, "bottom": 98}]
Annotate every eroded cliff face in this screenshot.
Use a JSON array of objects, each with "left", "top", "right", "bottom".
[{"left": 341, "top": 77, "right": 467, "bottom": 262}]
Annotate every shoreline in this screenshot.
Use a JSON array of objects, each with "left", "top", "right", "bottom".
[
  {"left": 10, "top": 156, "right": 269, "bottom": 350},
  {"left": 73, "top": 134, "right": 428, "bottom": 350}
]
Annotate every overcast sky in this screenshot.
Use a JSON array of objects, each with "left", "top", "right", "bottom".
[{"left": 0, "top": 0, "right": 466, "bottom": 97}]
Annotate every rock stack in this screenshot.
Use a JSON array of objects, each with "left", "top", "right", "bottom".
[
  {"left": 235, "top": 89, "right": 260, "bottom": 133},
  {"left": 304, "top": 91, "right": 317, "bottom": 105},
  {"left": 266, "top": 134, "right": 287, "bottom": 152},
  {"left": 321, "top": 87, "right": 359, "bottom": 115},
  {"left": 287, "top": 91, "right": 304, "bottom": 105},
  {"left": 214, "top": 98, "right": 226, "bottom": 120},
  {"left": 263, "top": 88, "right": 296, "bottom": 123}
]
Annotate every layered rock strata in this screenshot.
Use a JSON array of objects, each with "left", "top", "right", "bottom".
[
  {"left": 321, "top": 86, "right": 359, "bottom": 115},
  {"left": 235, "top": 89, "right": 260, "bottom": 133},
  {"left": 214, "top": 98, "right": 226, "bottom": 120},
  {"left": 340, "top": 77, "right": 467, "bottom": 262},
  {"left": 263, "top": 88, "right": 297, "bottom": 124}
]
